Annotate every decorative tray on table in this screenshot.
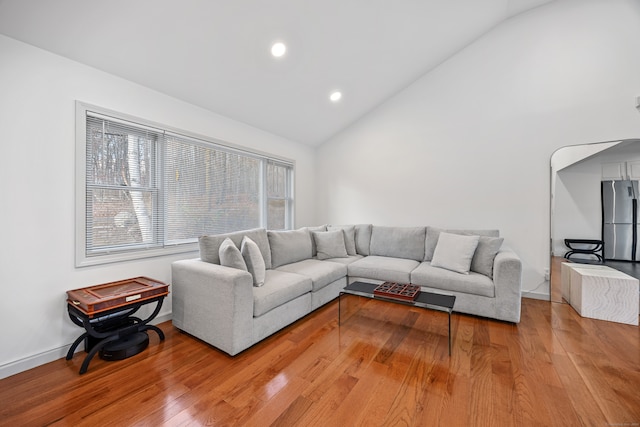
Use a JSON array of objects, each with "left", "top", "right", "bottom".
[
  {"left": 373, "top": 282, "right": 421, "bottom": 301},
  {"left": 66, "top": 276, "right": 169, "bottom": 316}
]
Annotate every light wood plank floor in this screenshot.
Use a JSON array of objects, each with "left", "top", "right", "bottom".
[{"left": 1, "top": 297, "right": 639, "bottom": 426}]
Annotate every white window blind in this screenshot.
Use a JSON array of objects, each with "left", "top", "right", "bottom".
[
  {"left": 164, "top": 134, "right": 261, "bottom": 242},
  {"left": 85, "top": 115, "right": 161, "bottom": 254},
  {"left": 78, "top": 103, "right": 294, "bottom": 266}
]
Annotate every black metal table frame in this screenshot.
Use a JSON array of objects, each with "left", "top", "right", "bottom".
[
  {"left": 66, "top": 296, "right": 166, "bottom": 374},
  {"left": 563, "top": 239, "right": 604, "bottom": 262},
  {"left": 339, "top": 281, "right": 456, "bottom": 355}
]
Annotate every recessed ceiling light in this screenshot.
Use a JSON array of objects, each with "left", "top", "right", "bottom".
[
  {"left": 271, "top": 42, "right": 286, "bottom": 57},
  {"left": 329, "top": 91, "right": 342, "bottom": 102}
]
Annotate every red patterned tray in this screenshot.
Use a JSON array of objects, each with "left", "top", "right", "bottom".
[{"left": 373, "top": 282, "right": 420, "bottom": 301}]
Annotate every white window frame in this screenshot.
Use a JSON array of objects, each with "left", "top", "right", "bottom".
[{"left": 75, "top": 101, "right": 295, "bottom": 267}]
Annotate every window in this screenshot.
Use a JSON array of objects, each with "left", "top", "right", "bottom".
[
  {"left": 76, "top": 102, "right": 294, "bottom": 266},
  {"left": 266, "top": 161, "right": 293, "bottom": 230}
]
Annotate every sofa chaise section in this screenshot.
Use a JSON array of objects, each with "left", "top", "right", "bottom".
[
  {"left": 412, "top": 227, "right": 522, "bottom": 323},
  {"left": 172, "top": 228, "right": 318, "bottom": 356},
  {"left": 411, "top": 250, "right": 522, "bottom": 322},
  {"left": 172, "top": 258, "right": 255, "bottom": 356}
]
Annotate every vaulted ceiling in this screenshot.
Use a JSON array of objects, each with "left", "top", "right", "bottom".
[{"left": 0, "top": 0, "right": 554, "bottom": 145}]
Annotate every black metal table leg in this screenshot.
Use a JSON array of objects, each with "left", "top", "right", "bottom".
[
  {"left": 66, "top": 332, "right": 88, "bottom": 360},
  {"left": 79, "top": 335, "right": 120, "bottom": 374},
  {"left": 143, "top": 324, "right": 165, "bottom": 340},
  {"left": 67, "top": 296, "right": 166, "bottom": 374}
]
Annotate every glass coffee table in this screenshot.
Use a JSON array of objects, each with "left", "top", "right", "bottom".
[{"left": 339, "top": 281, "right": 456, "bottom": 355}]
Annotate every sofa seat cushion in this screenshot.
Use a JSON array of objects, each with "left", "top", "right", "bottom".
[
  {"left": 348, "top": 255, "right": 420, "bottom": 284},
  {"left": 253, "top": 270, "right": 312, "bottom": 317},
  {"left": 276, "top": 259, "right": 347, "bottom": 292},
  {"left": 321, "top": 255, "right": 364, "bottom": 265},
  {"left": 411, "top": 262, "right": 495, "bottom": 298}
]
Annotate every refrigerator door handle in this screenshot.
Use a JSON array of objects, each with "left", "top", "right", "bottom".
[{"left": 633, "top": 198, "right": 638, "bottom": 260}]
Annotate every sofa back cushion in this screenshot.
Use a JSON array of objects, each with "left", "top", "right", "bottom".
[
  {"left": 199, "top": 228, "right": 272, "bottom": 269},
  {"left": 424, "top": 227, "right": 499, "bottom": 262},
  {"left": 369, "top": 226, "right": 426, "bottom": 261},
  {"left": 268, "top": 229, "right": 313, "bottom": 268}
]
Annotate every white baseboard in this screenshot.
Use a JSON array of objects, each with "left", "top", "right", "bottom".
[
  {"left": 521, "top": 279, "right": 550, "bottom": 301},
  {"left": 522, "top": 291, "right": 550, "bottom": 301},
  {"left": 0, "top": 312, "right": 172, "bottom": 380},
  {"left": 0, "top": 346, "right": 71, "bottom": 381}
]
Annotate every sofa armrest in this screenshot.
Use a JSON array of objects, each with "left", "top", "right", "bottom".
[
  {"left": 492, "top": 249, "right": 523, "bottom": 322},
  {"left": 171, "top": 258, "right": 254, "bottom": 355}
]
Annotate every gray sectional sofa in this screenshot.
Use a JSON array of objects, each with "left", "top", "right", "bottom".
[{"left": 171, "top": 224, "right": 522, "bottom": 356}]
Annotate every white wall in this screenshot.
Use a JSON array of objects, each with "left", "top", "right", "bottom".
[
  {"left": 316, "top": 0, "right": 640, "bottom": 298},
  {"left": 0, "top": 35, "right": 316, "bottom": 378},
  {"left": 553, "top": 159, "right": 606, "bottom": 256}
]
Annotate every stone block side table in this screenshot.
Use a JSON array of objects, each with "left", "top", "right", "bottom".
[{"left": 563, "top": 263, "right": 639, "bottom": 325}]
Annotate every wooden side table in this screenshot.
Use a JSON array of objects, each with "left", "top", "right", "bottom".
[{"left": 65, "top": 277, "right": 169, "bottom": 374}]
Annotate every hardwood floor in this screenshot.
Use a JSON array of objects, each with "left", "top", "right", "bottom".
[
  {"left": 550, "top": 256, "right": 567, "bottom": 303},
  {"left": 1, "top": 297, "right": 639, "bottom": 426}
]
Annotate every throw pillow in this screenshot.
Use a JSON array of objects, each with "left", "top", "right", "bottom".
[
  {"left": 198, "top": 228, "right": 272, "bottom": 268},
  {"left": 431, "top": 232, "right": 480, "bottom": 274},
  {"left": 327, "top": 225, "right": 357, "bottom": 255},
  {"left": 471, "top": 236, "right": 504, "bottom": 278},
  {"left": 304, "top": 225, "right": 328, "bottom": 256},
  {"left": 424, "top": 227, "right": 499, "bottom": 261},
  {"left": 219, "top": 238, "right": 248, "bottom": 271},
  {"left": 241, "top": 236, "right": 266, "bottom": 287},
  {"left": 313, "top": 230, "right": 349, "bottom": 260}
]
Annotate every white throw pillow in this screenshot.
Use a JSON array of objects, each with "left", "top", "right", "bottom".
[
  {"left": 241, "top": 236, "right": 266, "bottom": 287},
  {"left": 313, "top": 230, "right": 349, "bottom": 260},
  {"left": 219, "top": 237, "right": 248, "bottom": 271},
  {"left": 431, "top": 232, "right": 480, "bottom": 274},
  {"left": 327, "top": 225, "right": 357, "bottom": 255}
]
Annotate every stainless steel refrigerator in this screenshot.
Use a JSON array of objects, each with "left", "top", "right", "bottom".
[{"left": 602, "top": 180, "right": 639, "bottom": 261}]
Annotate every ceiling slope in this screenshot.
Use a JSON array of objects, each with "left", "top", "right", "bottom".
[{"left": 0, "top": 0, "right": 554, "bottom": 145}]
